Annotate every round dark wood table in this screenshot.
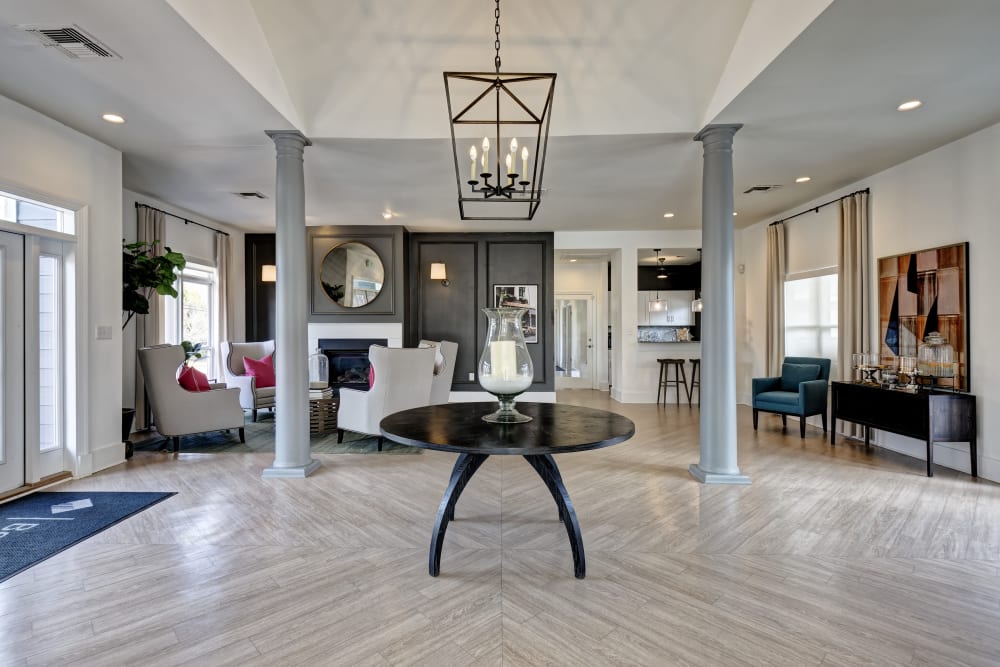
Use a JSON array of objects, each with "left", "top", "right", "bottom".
[{"left": 380, "top": 402, "right": 635, "bottom": 579}]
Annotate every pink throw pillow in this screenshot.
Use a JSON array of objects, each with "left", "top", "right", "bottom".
[
  {"left": 244, "top": 353, "right": 275, "bottom": 388},
  {"left": 178, "top": 365, "right": 211, "bottom": 392}
]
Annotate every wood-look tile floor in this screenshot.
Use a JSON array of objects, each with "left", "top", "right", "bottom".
[{"left": 3, "top": 392, "right": 999, "bottom": 666}]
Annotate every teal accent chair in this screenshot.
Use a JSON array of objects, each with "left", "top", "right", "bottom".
[{"left": 752, "top": 356, "right": 831, "bottom": 438}]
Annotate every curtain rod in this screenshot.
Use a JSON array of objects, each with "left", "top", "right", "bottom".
[
  {"left": 769, "top": 188, "right": 870, "bottom": 226},
  {"left": 135, "top": 202, "right": 230, "bottom": 237}
]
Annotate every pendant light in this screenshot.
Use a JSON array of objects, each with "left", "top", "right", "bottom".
[{"left": 648, "top": 249, "right": 668, "bottom": 312}]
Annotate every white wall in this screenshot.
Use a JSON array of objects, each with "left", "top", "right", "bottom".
[
  {"left": 0, "top": 93, "right": 123, "bottom": 475},
  {"left": 738, "top": 119, "right": 1000, "bottom": 481},
  {"left": 121, "top": 189, "right": 246, "bottom": 407},
  {"left": 555, "top": 230, "right": 702, "bottom": 403}
]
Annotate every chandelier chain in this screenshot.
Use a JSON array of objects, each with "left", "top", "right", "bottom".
[{"left": 494, "top": 0, "right": 501, "bottom": 72}]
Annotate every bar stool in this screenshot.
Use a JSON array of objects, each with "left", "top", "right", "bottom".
[
  {"left": 657, "top": 358, "right": 687, "bottom": 405},
  {"left": 687, "top": 358, "right": 700, "bottom": 406}
]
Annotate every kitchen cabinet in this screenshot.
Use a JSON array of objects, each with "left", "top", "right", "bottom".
[{"left": 637, "top": 291, "right": 695, "bottom": 326}]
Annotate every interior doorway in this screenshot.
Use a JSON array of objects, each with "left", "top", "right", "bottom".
[{"left": 555, "top": 293, "right": 595, "bottom": 389}]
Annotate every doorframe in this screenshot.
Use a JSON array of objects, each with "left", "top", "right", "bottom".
[
  {"left": 0, "top": 191, "right": 82, "bottom": 481},
  {"left": 554, "top": 291, "right": 597, "bottom": 390}
]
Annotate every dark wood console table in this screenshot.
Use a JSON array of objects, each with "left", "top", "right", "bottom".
[{"left": 830, "top": 381, "right": 977, "bottom": 478}]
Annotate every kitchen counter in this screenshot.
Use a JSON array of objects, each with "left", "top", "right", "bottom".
[{"left": 637, "top": 325, "right": 696, "bottom": 343}]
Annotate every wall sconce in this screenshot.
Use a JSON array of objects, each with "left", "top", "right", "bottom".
[
  {"left": 430, "top": 262, "right": 449, "bottom": 287},
  {"left": 691, "top": 297, "right": 703, "bottom": 313},
  {"left": 261, "top": 264, "right": 276, "bottom": 282}
]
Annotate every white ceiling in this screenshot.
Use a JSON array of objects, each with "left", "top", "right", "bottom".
[{"left": 1, "top": 0, "right": 1000, "bottom": 233}]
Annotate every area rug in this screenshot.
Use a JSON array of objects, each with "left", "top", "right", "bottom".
[
  {"left": 132, "top": 414, "right": 419, "bottom": 455},
  {"left": 0, "top": 491, "right": 174, "bottom": 583}
]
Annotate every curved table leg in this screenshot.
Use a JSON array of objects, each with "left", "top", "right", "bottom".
[
  {"left": 430, "top": 453, "right": 489, "bottom": 576},
  {"left": 524, "top": 454, "right": 586, "bottom": 579}
]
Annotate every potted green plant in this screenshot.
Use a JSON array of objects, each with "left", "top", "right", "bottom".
[
  {"left": 122, "top": 240, "right": 186, "bottom": 330},
  {"left": 181, "top": 340, "right": 204, "bottom": 366},
  {"left": 122, "top": 240, "right": 186, "bottom": 455}
]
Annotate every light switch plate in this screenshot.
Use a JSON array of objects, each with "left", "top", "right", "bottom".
[
  {"left": 468, "top": 372, "right": 475, "bottom": 381},
  {"left": 96, "top": 325, "right": 113, "bottom": 340}
]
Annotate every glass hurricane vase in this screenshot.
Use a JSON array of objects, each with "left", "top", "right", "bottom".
[{"left": 478, "top": 307, "right": 534, "bottom": 423}]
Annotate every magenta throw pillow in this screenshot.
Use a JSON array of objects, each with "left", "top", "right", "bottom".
[
  {"left": 178, "top": 365, "right": 211, "bottom": 392},
  {"left": 244, "top": 353, "right": 275, "bottom": 388}
]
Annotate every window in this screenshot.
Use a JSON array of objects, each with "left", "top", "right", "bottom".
[
  {"left": 165, "top": 263, "right": 216, "bottom": 377},
  {"left": 0, "top": 191, "right": 75, "bottom": 234},
  {"left": 784, "top": 272, "right": 838, "bottom": 376},
  {"left": 38, "top": 254, "right": 61, "bottom": 451}
]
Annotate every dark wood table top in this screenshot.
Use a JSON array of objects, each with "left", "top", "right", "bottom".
[{"left": 380, "top": 402, "right": 635, "bottom": 456}]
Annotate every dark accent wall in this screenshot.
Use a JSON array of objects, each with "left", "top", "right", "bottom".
[
  {"left": 637, "top": 261, "right": 701, "bottom": 290},
  {"left": 408, "top": 233, "right": 554, "bottom": 393},
  {"left": 307, "top": 225, "right": 408, "bottom": 323},
  {"left": 245, "top": 233, "right": 276, "bottom": 341}
]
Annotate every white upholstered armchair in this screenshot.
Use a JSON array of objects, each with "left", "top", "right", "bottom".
[
  {"left": 137, "top": 344, "right": 245, "bottom": 452},
  {"left": 220, "top": 340, "right": 276, "bottom": 421},
  {"left": 337, "top": 345, "right": 436, "bottom": 451},
  {"left": 419, "top": 339, "right": 458, "bottom": 405}
]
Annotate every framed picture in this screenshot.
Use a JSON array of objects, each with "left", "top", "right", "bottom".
[
  {"left": 493, "top": 284, "right": 538, "bottom": 343},
  {"left": 878, "top": 242, "right": 969, "bottom": 390}
]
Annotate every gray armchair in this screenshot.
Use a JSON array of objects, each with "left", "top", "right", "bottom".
[
  {"left": 137, "top": 344, "right": 245, "bottom": 452},
  {"left": 751, "top": 356, "right": 831, "bottom": 438},
  {"left": 419, "top": 339, "right": 458, "bottom": 405},
  {"left": 220, "top": 340, "right": 276, "bottom": 421}
]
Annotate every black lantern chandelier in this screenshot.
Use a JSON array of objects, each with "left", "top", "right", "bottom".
[{"left": 444, "top": 0, "right": 556, "bottom": 220}]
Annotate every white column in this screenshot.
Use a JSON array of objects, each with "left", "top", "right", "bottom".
[
  {"left": 689, "top": 124, "right": 750, "bottom": 485},
  {"left": 263, "top": 130, "right": 320, "bottom": 478}
]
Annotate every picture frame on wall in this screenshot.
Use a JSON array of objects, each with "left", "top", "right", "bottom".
[
  {"left": 878, "top": 241, "right": 969, "bottom": 391},
  {"left": 493, "top": 284, "right": 538, "bottom": 343}
]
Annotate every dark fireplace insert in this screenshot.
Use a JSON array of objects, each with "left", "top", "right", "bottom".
[{"left": 318, "top": 338, "right": 388, "bottom": 392}]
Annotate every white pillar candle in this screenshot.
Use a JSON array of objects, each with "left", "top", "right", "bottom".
[
  {"left": 505, "top": 153, "right": 512, "bottom": 177},
  {"left": 482, "top": 136, "right": 490, "bottom": 173},
  {"left": 490, "top": 340, "right": 517, "bottom": 380},
  {"left": 469, "top": 145, "right": 477, "bottom": 180},
  {"left": 521, "top": 146, "right": 529, "bottom": 179}
]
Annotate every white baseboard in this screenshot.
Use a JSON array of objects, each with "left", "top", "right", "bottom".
[{"left": 75, "top": 442, "right": 125, "bottom": 477}]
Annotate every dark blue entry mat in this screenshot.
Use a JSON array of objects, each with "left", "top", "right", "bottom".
[{"left": 0, "top": 491, "right": 174, "bottom": 583}]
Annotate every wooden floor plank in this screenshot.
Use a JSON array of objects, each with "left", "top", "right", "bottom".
[{"left": 0, "top": 391, "right": 997, "bottom": 665}]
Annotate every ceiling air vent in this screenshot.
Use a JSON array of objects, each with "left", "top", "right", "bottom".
[
  {"left": 743, "top": 184, "right": 782, "bottom": 194},
  {"left": 234, "top": 191, "right": 268, "bottom": 200},
  {"left": 17, "top": 25, "right": 121, "bottom": 59}
]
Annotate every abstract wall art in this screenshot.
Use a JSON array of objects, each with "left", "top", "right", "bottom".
[{"left": 878, "top": 242, "right": 969, "bottom": 390}]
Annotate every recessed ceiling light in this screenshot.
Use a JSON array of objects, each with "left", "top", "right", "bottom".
[
  {"left": 733, "top": 211, "right": 738, "bottom": 216},
  {"left": 663, "top": 212, "right": 675, "bottom": 218},
  {"left": 795, "top": 176, "right": 811, "bottom": 183},
  {"left": 897, "top": 100, "right": 922, "bottom": 111},
  {"left": 382, "top": 211, "right": 393, "bottom": 220},
  {"left": 101, "top": 113, "right": 125, "bottom": 124},
  {"left": 569, "top": 258, "right": 577, "bottom": 262}
]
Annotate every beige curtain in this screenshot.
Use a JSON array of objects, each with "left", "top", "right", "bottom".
[
  {"left": 838, "top": 191, "right": 870, "bottom": 437},
  {"left": 134, "top": 205, "right": 167, "bottom": 429},
  {"left": 765, "top": 222, "right": 786, "bottom": 375},
  {"left": 214, "top": 231, "right": 231, "bottom": 380}
]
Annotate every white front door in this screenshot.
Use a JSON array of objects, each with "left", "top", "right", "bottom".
[
  {"left": 0, "top": 230, "right": 25, "bottom": 493},
  {"left": 554, "top": 294, "right": 595, "bottom": 390}
]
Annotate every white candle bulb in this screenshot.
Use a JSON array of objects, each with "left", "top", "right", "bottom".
[
  {"left": 521, "top": 146, "right": 529, "bottom": 178},
  {"left": 482, "top": 137, "right": 490, "bottom": 174},
  {"left": 510, "top": 137, "right": 518, "bottom": 157},
  {"left": 469, "top": 145, "right": 477, "bottom": 180}
]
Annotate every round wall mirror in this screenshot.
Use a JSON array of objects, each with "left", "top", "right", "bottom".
[{"left": 320, "top": 242, "right": 385, "bottom": 307}]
